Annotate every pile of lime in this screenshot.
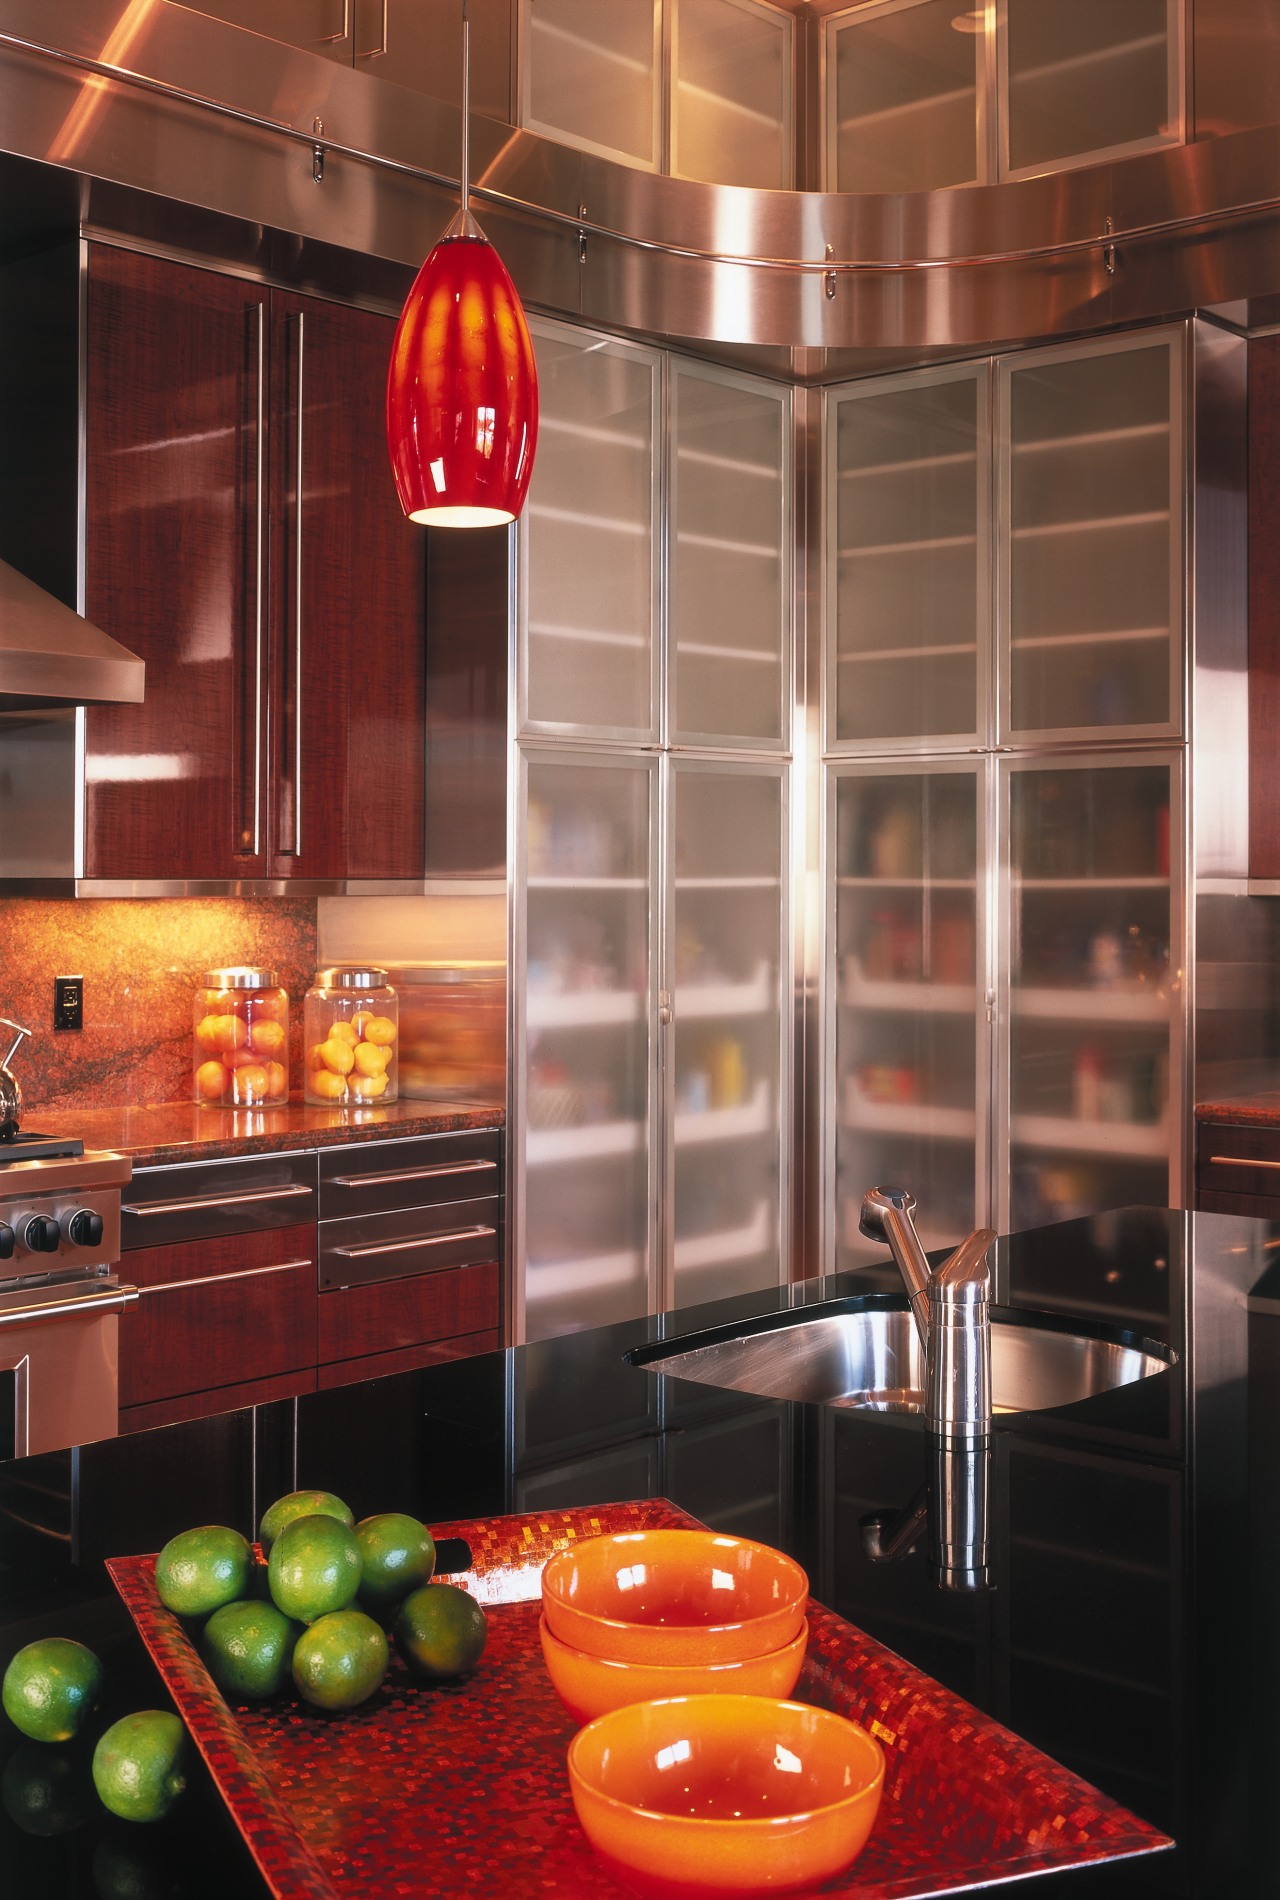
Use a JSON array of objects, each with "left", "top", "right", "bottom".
[
  {"left": 154, "top": 1488, "right": 486, "bottom": 1715},
  {"left": 1, "top": 1487, "right": 486, "bottom": 1834}
]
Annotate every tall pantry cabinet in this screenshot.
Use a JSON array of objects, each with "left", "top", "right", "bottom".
[
  {"left": 824, "top": 323, "right": 1210, "bottom": 1270},
  {"left": 512, "top": 320, "right": 794, "bottom": 1343}
]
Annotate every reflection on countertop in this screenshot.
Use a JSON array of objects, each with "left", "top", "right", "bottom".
[{"left": 23, "top": 1097, "right": 503, "bottom": 1164}]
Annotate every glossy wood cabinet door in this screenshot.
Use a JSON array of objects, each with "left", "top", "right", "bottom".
[{"left": 84, "top": 246, "right": 425, "bottom": 882}]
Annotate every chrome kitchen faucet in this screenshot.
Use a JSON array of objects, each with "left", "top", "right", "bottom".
[{"left": 858, "top": 1187, "right": 995, "bottom": 1442}]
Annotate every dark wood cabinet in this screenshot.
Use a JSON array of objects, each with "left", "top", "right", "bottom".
[
  {"left": 83, "top": 245, "right": 425, "bottom": 882},
  {"left": 1196, "top": 1117, "right": 1280, "bottom": 1215},
  {"left": 1250, "top": 334, "right": 1280, "bottom": 877}
]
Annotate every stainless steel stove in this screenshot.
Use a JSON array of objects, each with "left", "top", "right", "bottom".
[{"left": 0, "top": 1134, "right": 137, "bottom": 1458}]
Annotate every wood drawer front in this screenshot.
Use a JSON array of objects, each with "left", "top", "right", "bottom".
[
  {"left": 317, "top": 1330, "right": 502, "bottom": 1393},
  {"left": 317, "top": 1260, "right": 499, "bottom": 1365},
  {"left": 119, "top": 1225, "right": 317, "bottom": 1407},
  {"left": 122, "top": 1153, "right": 317, "bottom": 1248},
  {"left": 1197, "top": 1124, "right": 1280, "bottom": 1208},
  {"left": 317, "top": 1196, "right": 499, "bottom": 1292},
  {"left": 317, "top": 1130, "right": 501, "bottom": 1219}
]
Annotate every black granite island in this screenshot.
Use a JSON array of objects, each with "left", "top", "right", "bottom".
[{"left": 0, "top": 1206, "right": 1275, "bottom": 1900}]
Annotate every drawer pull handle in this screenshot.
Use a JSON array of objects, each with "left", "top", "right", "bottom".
[
  {"left": 0, "top": 1282, "right": 139, "bottom": 1327},
  {"left": 331, "top": 1226, "right": 496, "bottom": 1262},
  {"left": 123, "top": 1184, "right": 314, "bottom": 1217},
  {"left": 140, "top": 1259, "right": 313, "bottom": 1296},
  {"left": 1207, "top": 1154, "right": 1280, "bottom": 1171},
  {"left": 328, "top": 1160, "right": 497, "bottom": 1189}
]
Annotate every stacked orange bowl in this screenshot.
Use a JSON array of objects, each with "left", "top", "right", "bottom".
[{"left": 541, "top": 1529, "right": 884, "bottom": 1897}]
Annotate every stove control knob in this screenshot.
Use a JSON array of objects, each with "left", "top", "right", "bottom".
[
  {"left": 66, "top": 1209, "right": 104, "bottom": 1249},
  {"left": 0, "top": 1224, "right": 13, "bottom": 1260},
  {"left": 23, "top": 1215, "right": 61, "bottom": 1254}
]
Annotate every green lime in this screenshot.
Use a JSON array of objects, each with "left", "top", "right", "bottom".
[
  {"left": 268, "top": 1514, "right": 362, "bottom": 1624},
  {"left": 291, "top": 1610, "right": 388, "bottom": 1712},
  {"left": 2, "top": 1741, "right": 96, "bottom": 1835},
  {"left": 154, "top": 1526, "right": 252, "bottom": 1619},
  {"left": 259, "top": 1489, "right": 353, "bottom": 1556},
  {"left": 355, "top": 1513, "right": 436, "bottom": 1610},
  {"left": 2, "top": 1638, "right": 104, "bottom": 1744},
  {"left": 91, "top": 1712, "right": 187, "bottom": 1824},
  {"left": 392, "top": 1583, "right": 487, "bottom": 1682},
  {"left": 198, "top": 1600, "right": 299, "bottom": 1702}
]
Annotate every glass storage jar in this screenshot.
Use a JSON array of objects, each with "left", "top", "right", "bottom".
[
  {"left": 192, "top": 967, "right": 290, "bottom": 1107},
  {"left": 393, "top": 963, "right": 505, "bottom": 1105},
  {"left": 304, "top": 967, "right": 399, "bottom": 1106}
]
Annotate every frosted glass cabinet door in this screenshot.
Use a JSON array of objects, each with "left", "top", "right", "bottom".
[
  {"left": 672, "top": 0, "right": 794, "bottom": 189},
  {"left": 520, "top": 0, "right": 662, "bottom": 168},
  {"left": 520, "top": 752, "right": 658, "bottom": 1342},
  {"left": 670, "top": 363, "right": 791, "bottom": 749},
  {"left": 832, "top": 764, "right": 985, "bottom": 1271},
  {"left": 1001, "top": 332, "right": 1182, "bottom": 743},
  {"left": 828, "top": 366, "right": 987, "bottom": 750},
  {"left": 1001, "top": 755, "right": 1179, "bottom": 1233},
  {"left": 521, "top": 323, "right": 661, "bottom": 742},
  {"left": 825, "top": 0, "right": 985, "bottom": 193},
  {"left": 1002, "top": 0, "right": 1182, "bottom": 178},
  {"left": 669, "top": 763, "right": 788, "bottom": 1309}
]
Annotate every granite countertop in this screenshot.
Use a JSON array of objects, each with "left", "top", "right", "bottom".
[
  {"left": 0, "top": 1205, "right": 1273, "bottom": 1899},
  {"left": 22, "top": 1098, "right": 504, "bottom": 1165},
  {"left": 1195, "top": 1088, "right": 1280, "bottom": 1126}
]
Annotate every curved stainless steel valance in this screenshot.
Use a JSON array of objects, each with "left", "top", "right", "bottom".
[{"left": 3, "top": 0, "right": 1280, "bottom": 369}]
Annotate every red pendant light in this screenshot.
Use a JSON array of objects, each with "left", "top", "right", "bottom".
[{"left": 386, "top": 3, "right": 538, "bottom": 528}]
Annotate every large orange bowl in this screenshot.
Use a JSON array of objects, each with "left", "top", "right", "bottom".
[
  {"left": 541, "top": 1530, "right": 808, "bottom": 1665},
  {"left": 540, "top": 1616, "right": 807, "bottom": 1725},
  {"left": 567, "top": 1694, "right": 885, "bottom": 1898}
]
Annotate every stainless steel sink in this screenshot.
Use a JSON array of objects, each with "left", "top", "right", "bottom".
[{"left": 629, "top": 1300, "right": 1175, "bottom": 1415}]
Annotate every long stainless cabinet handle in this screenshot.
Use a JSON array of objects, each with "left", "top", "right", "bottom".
[
  {"left": 331, "top": 1226, "right": 496, "bottom": 1262},
  {"left": 140, "top": 1258, "right": 312, "bottom": 1296},
  {"left": 122, "top": 1183, "right": 314, "bottom": 1217},
  {"left": 0, "top": 1282, "right": 139, "bottom": 1328},
  {"left": 1207, "top": 1154, "right": 1280, "bottom": 1170},
  {"left": 321, "top": 0, "right": 351, "bottom": 42},
  {"left": 328, "top": 1159, "right": 498, "bottom": 1189},
  {"left": 291, "top": 309, "right": 305, "bottom": 858},
  {"left": 246, "top": 300, "right": 266, "bottom": 857}
]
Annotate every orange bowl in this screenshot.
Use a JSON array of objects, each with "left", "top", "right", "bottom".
[
  {"left": 541, "top": 1530, "right": 808, "bottom": 1665},
  {"left": 567, "top": 1694, "right": 884, "bottom": 1898},
  {"left": 540, "top": 1616, "right": 807, "bottom": 1725}
]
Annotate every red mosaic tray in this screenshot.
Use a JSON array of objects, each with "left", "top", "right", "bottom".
[{"left": 107, "top": 1499, "right": 1172, "bottom": 1899}]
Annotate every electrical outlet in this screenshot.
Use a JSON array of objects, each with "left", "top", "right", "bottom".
[{"left": 54, "top": 975, "right": 83, "bottom": 1032}]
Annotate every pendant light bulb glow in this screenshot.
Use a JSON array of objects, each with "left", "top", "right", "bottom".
[{"left": 386, "top": 7, "right": 538, "bottom": 528}]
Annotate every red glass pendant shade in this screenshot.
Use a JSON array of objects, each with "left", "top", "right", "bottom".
[{"left": 386, "top": 212, "right": 539, "bottom": 528}]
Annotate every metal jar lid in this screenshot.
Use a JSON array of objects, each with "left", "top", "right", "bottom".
[
  {"left": 202, "top": 967, "right": 280, "bottom": 988},
  {"left": 314, "top": 966, "right": 391, "bottom": 990}
]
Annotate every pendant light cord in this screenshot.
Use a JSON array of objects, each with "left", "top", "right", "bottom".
[{"left": 460, "top": 0, "right": 469, "bottom": 221}]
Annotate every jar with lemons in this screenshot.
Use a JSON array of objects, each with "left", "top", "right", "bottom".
[
  {"left": 304, "top": 967, "right": 399, "bottom": 1106},
  {"left": 192, "top": 967, "right": 290, "bottom": 1107}
]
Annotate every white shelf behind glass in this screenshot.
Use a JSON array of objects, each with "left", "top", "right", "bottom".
[
  {"left": 675, "top": 1079, "right": 771, "bottom": 1148},
  {"left": 676, "top": 962, "right": 773, "bottom": 1020},
  {"left": 1010, "top": 1113, "right": 1170, "bottom": 1160},
  {"left": 843, "top": 961, "right": 977, "bottom": 1016},
  {"left": 1012, "top": 985, "right": 1170, "bottom": 1023},
  {"left": 526, "top": 988, "right": 643, "bottom": 1029},
  {"left": 526, "top": 1117, "right": 644, "bottom": 1167},
  {"left": 674, "top": 1199, "right": 771, "bottom": 1272},
  {"left": 842, "top": 1083, "right": 977, "bottom": 1142}
]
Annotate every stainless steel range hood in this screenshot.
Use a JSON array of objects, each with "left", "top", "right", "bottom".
[{"left": 0, "top": 558, "right": 144, "bottom": 709}]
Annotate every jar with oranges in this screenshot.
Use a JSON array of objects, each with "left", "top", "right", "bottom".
[
  {"left": 193, "top": 968, "right": 290, "bottom": 1107},
  {"left": 304, "top": 968, "right": 398, "bottom": 1106}
]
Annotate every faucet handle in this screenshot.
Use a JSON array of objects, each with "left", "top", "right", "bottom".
[{"left": 0, "top": 1020, "right": 30, "bottom": 1071}]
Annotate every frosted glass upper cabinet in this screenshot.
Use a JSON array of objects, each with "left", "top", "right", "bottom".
[
  {"left": 671, "top": 0, "right": 795, "bottom": 189},
  {"left": 670, "top": 362, "right": 792, "bottom": 750},
  {"left": 520, "top": 322, "right": 661, "bottom": 743},
  {"left": 667, "top": 761, "right": 789, "bottom": 1308},
  {"left": 519, "top": 750, "right": 659, "bottom": 1342},
  {"left": 999, "top": 330, "right": 1183, "bottom": 746},
  {"left": 823, "top": 0, "right": 990, "bottom": 193},
  {"left": 520, "top": 0, "right": 662, "bottom": 169},
  {"left": 1000, "top": 0, "right": 1184, "bottom": 179},
  {"left": 827, "top": 365, "right": 989, "bottom": 753}
]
